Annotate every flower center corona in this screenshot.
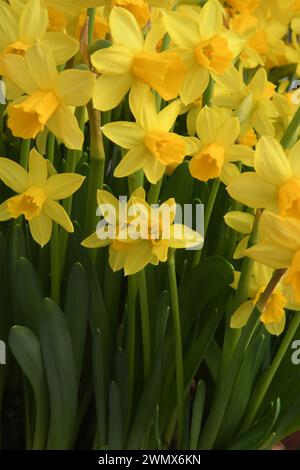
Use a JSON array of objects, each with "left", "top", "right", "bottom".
[
  {"left": 7, "top": 186, "right": 47, "bottom": 221},
  {"left": 8, "top": 90, "right": 60, "bottom": 139},
  {"left": 194, "top": 35, "right": 233, "bottom": 74},
  {"left": 144, "top": 131, "right": 186, "bottom": 165},
  {"left": 189, "top": 143, "right": 225, "bottom": 182},
  {"left": 278, "top": 178, "right": 300, "bottom": 219},
  {"left": 131, "top": 51, "right": 186, "bottom": 100}
]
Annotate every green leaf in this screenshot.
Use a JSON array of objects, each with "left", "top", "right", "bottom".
[
  {"left": 39, "top": 299, "right": 77, "bottom": 450},
  {"left": 190, "top": 380, "right": 206, "bottom": 450},
  {"left": 108, "top": 381, "right": 123, "bottom": 450},
  {"left": 227, "top": 399, "right": 281, "bottom": 450},
  {"left": 15, "top": 257, "right": 43, "bottom": 334},
  {"left": 9, "top": 326, "right": 49, "bottom": 450},
  {"left": 162, "top": 161, "right": 193, "bottom": 206},
  {"left": 217, "top": 333, "right": 266, "bottom": 447},
  {"left": 92, "top": 328, "right": 107, "bottom": 449},
  {"left": 65, "top": 263, "right": 89, "bottom": 384}
]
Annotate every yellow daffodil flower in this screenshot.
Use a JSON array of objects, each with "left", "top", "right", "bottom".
[
  {"left": 91, "top": 7, "right": 186, "bottom": 111},
  {"left": 0, "top": 43, "right": 95, "bottom": 148},
  {"left": 230, "top": 262, "right": 300, "bottom": 335},
  {"left": 0, "top": 149, "right": 84, "bottom": 246},
  {"left": 213, "top": 65, "right": 278, "bottom": 136},
  {"left": 227, "top": 135, "right": 300, "bottom": 219},
  {"left": 245, "top": 212, "right": 300, "bottom": 304},
  {"left": 188, "top": 106, "right": 254, "bottom": 182},
  {"left": 82, "top": 188, "right": 202, "bottom": 275},
  {"left": 1, "top": 0, "right": 79, "bottom": 63},
  {"left": 163, "top": 0, "right": 244, "bottom": 105},
  {"left": 98, "top": 0, "right": 175, "bottom": 27},
  {"left": 102, "top": 86, "right": 197, "bottom": 183}
]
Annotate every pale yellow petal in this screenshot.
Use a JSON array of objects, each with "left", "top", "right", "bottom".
[
  {"left": 226, "top": 145, "right": 254, "bottom": 166},
  {"left": 91, "top": 45, "right": 133, "bottom": 74},
  {"left": 19, "top": 0, "right": 48, "bottom": 43},
  {"left": 109, "top": 245, "right": 127, "bottom": 272},
  {"left": 93, "top": 74, "right": 132, "bottom": 111},
  {"left": 56, "top": 69, "right": 95, "bottom": 106},
  {"left": 0, "top": 54, "right": 37, "bottom": 95},
  {"left": 124, "top": 241, "right": 154, "bottom": 275},
  {"left": 42, "top": 32, "right": 79, "bottom": 65},
  {"left": 114, "top": 146, "right": 148, "bottom": 178},
  {"left": 217, "top": 117, "right": 240, "bottom": 147},
  {"left": 82, "top": 230, "right": 111, "bottom": 249},
  {"left": 25, "top": 43, "right": 58, "bottom": 90},
  {"left": 224, "top": 211, "right": 253, "bottom": 234},
  {"left": 163, "top": 11, "right": 199, "bottom": 48},
  {"left": 259, "top": 212, "right": 300, "bottom": 252},
  {"left": 220, "top": 162, "right": 240, "bottom": 186},
  {"left": 233, "top": 235, "right": 250, "bottom": 260},
  {"left": 28, "top": 149, "right": 47, "bottom": 186},
  {"left": 255, "top": 136, "right": 292, "bottom": 185},
  {"left": 157, "top": 100, "right": 181, "bottom": 131},
  {"left": 29, "top": 211, "right": 52, "bottom": 247},
  {"left": 196, "top": 106, "right": 219, "bottom": 143},
  {"left": 43, "top": 199, "right": 73, "bottom": 232},
  {"left": 45, "top": 173, "right": 84, "bottom": 200},
  {"left": 199, "top": 0, "right": 224, "bottom": 38},
  {"left": 288, "top": 139, "right": 300, "bottom": 178},
  {"left": 230, "top": 300, "right": 254, "bottom": 329},
  {"left": 245, "top": 243, "right": 294, "bottom": 269},
  {"left": 0, "top": 2, "right": 18, "bottom": 45},
  {"left": 110, "top": 7, "right": 143, "bottom": 52},
  {"left": 143, "top": 156, "right": 165, "bottom": 184},
  {"left": 180, "top": 67, "right": 209, "bottom": 106},
  {"left": 227, "top": 172, "right": 278, "bottom": 210},
  {"left": 101, "top": 122, "right": 145, "bottom": 149},
  {"left": 169, "top": 224, "right": 203, "bottom": 249},
  {"left": 0, "top": 157, "right": 29, "bottom": 192},
  {"left": 265, "top": 316, "right": 286, "bottom": 336},
  {"left": 0, "top": 199, "right": 12, "bottom": 221},
  {"left": 138, "top": 87, "right": 159, "bottom": 130},
  {"left": 47, "top": 104, "right": 83, "bottom": 150}
]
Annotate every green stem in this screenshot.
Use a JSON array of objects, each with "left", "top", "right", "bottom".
[
  {"left": 32, "top": 396, "right": 48, "bottom": 450},
  {"left": 242, "top": 306, "right": 300, "bottom": 432},
  {"left": 202, "top": 77, "right": 214, "bottom": 107},
  {"left": 87, "top": 8, "right": 96, "bottom": 46},
  {"left": 198, "top": 269, "right": 286, "bottom": 449},
  {"left": 84, "top": 103, "right": 105, "bottom": 237},
  {"left": 136, "top": 269, "right": 151, "bottom": 380},
  {"left": 127, "top": 276, "right": 137, "bottom": 427},
  {"left": 20, "top": 139, "right": 30, "bottom": 169},
  {"left": 50, "top": 223, "right": 60, "bottom": 303},
  {"left": 192, "top": 178, "right": 220, "bottom": 267},
  {"left": 167, "top": 250, "right": 184, "bottom": 445},
  {"left": 147, "top": 178, "right": 163, "bottom": 205},
  {"left": 280, "top": 106, "right": 300, "bottom": 149}
]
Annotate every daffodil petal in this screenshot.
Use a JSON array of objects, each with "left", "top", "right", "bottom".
[
  {"left": 42, "top": 32, "right": 79, "bottom": 65},
  {"left": 220, "top": 162, "right": 240, "bottom": 186},
  {"left": 0, "top": 157, "right": 29, "bottom": 192},
  {"left": 143, "top": 156, "right": 165, "bottom": 184},
  {"left": 114, "top": 146, "right": 147, "bottom": 178},
  {"left": 43, "top": 199, "right": 73, "bottom": 232},
  {"left": 230, "top": 300, "right": 254, "bottom": 329},
  {"left": 19, "top": 0, "right": 48, "bottom": 43},
  {"left": 124, "top": 241, "right": 154, "bottom": 275},
  {"left": 180, "top": 67, "right": 209, "bottom": 106},
  {"left": 82, "top": 230, "right": 111, "bottom": 249},
  {"left": 224, "top": 211, "right": 254, "bottom": 234},
  {"left": 217, "top": 117, "right": 240, "bottom": 146},
  {"left": 163, "top": 12, "right": 199, "bottom": 48},
  {"left": 169, "top": 224, "right": 203, "bottom": 249},
  {"left": 0, "top": 2, "right": 18, "bottom": 45},
  {"left": 227, "top": 172, "right": 278, "bottom": 210},
  {"left": 157, "top": 100, "right": 181, "bottom": 131},
  {"left": 101, "top": 122, "right": 145, "bottom": 149},
  {"left": 110, "top": 7, "right": 143, "bottom": 52},
  {"left": 255, "top": 136, "right": 292, "bottom": 185},
  {"left": 25, "top": 43, "right": 58, "bottom": 90},
  {"left": 29, "top": 211, "right": 52, "bottom": 247},
  {"left": 45, "top": 173, "right": 84, "bottom": 200},
  {"left": 55, "top": 69, "right": 95, "bottom": 106},
  {"left": 0, "top": 54, "right": 37, "bottom": 95},
  {"left": 0, "top": 199, "right": 12, "bottom": 221},
  {"left": 233, "top": 235, "right": 250, "bottom": 259},
  {"left": 259, "top": 212, "right": 300, "bottom": 252},
  {"left": 47, "top": 104, "right": 84, "bottom": 150},
  {"left": 93, "top": 74, "right": 132, "bottom": 111},
  {"left": 91, "top": 45, "right": 133, "bottom": 74},
  {"left": 226, "top": 145, "right": 254, "bottom": 166},
  {"left": 109, "top": 246, "right": 127, "bottom": 273},
  {"left": 196, "top": 106, "right": 219, "bottom": 143},
  {"left": 265, "top": 317, "right": 286, "bottom": 336},
  {"left": 245, "top": 243, "right": 294, "bottom": 269},
  {"left": 199, "top": 0, "right": 224, "bottom": 38},
  {"left": 288, "top": 139, "right": 300, "bottom": 178},
  {"left": 29, "top": 149, "right": 47, "bottom": 186}
]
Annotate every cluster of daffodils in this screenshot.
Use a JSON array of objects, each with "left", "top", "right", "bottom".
[{"left": 1, "top": 0, "right": 300, "bottom": 336}]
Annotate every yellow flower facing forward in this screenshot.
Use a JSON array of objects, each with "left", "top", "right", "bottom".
[
  {"left": 0, "top": 0, "right": 79, "bottom": 64},
  {"left": 230, "top": 262, "right": 300, "bottom": 335},
  {"left": 82, "top": 188, "right": 202, "bottom": 275},
  {"left": 213, "top": 65, "right": 278, "bottom": 136},
  {"left": 101, "top": 86, "right": 197, "bottom": 183},
  {"left": 0, "top": 149, "right": 84, "bottom": 246},
  {"left": 227, "top": 135, "right": 300, "bottom": 219},
  {"left": 244, "top": 212, "right": 300, "bottom": 304},
  {"left": 163, "top": 0, "right": 244, "bottom": 105},
  {"left": 188, "top": 106, "right": 254, "bottom": 182},
  {"left": 91, "top": 7, "right": 186, "bottom": 111},
  {"left": 1, "top": 43, "right": 95, "bottom": 149}
]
